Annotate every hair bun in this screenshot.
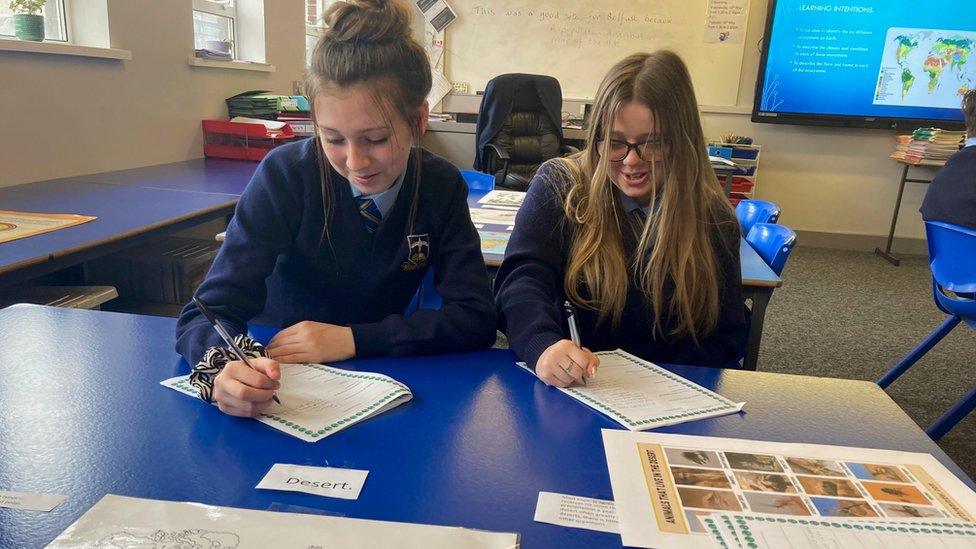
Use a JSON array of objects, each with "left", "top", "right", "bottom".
[{"left": 323, "top": 0, "right": 411, "bottom": 44}]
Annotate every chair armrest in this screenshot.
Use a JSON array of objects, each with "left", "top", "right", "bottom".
[
  {"left": 561, "top": 144, "right": 580, "bottom": 155},
  {"left": 484, "top": 143, "right": 510, "bottom": 161}
]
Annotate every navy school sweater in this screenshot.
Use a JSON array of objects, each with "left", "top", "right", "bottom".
[
  {"left": 494, "top": 160, "right": 747, "bottom": 370},
  {"left": 176, "top": 138, "right": 497, "bottom": 366},
  {"left": 920, "top": 145, "right": 976, "bottom": 230}
]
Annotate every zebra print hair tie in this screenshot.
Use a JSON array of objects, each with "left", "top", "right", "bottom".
[{"left": 189, "top": 335, "right": 269, "bottom": 403}]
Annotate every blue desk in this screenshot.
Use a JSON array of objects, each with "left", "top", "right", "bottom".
[
  {"left": 1, "top": 304, "right": 969, "bottom": 548},
  {"left": 77, "top": 158, "right": 258, "bottom": 196},
  {"left": 468, "top": 191, "right": 782, "bottom": 370},
  {"left": 0, "top": 179, "right": 237, "bottom": 288}
]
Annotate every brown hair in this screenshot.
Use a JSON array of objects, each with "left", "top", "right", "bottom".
[
  {"left": 304, "top": 0, "right": 432, "bottom": 247},
  {"left": 963, "top": 89, "right": 976, "bottom": 137},
  {"left": 555, "top": 50, "right": 737, "bottom": 342}
]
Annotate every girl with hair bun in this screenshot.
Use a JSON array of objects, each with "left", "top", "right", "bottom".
[
  {"left": 494, "top": 50, "right": 747, "bottom": 387},
  {"left": 176, "top": 0, "right": 496, "bottom": 417}
]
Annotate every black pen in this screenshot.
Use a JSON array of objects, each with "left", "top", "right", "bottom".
[
  {"left": 563, "top": 300, "right": 587, "bottom": 386},
  {"left": 193, "top": 296, "right": 281, "bottom": 405}
]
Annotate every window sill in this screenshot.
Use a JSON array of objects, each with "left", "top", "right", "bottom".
[
  {"left": 187, "top": 55, "right": 275, "bottom": 73},
  {"left": 0, "top": 38, "right": 131, "bottom": 60}
]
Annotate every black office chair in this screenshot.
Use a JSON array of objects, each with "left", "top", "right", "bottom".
[{"left": 474, "top": 74, "right": 576, "bottom": 191}]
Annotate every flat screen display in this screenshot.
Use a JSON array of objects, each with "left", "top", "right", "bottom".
[{"left": 753, "top": 1, "right": 974, "bottom": 129}]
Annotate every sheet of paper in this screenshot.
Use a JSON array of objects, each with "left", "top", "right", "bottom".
[
  {"left": 427, "top": 70, "right": 453, "bottom": 110},
  {"left": 0, "top": 210, "right": 96, "bottom": 244},
  {"left": 519, "top": 349, "right": 744, "bottom": 431},
  {"left": 477, "top": 190, "right": 526, "bottom": 210},
  {"left": 703, "top": 0, "right": 750, "bottom": 43},
  {"left": 533, "top": 491, "right": 620, "bottom": 534},
  {"left": 48, "top": 494, "right": 519, "bottom": 548},
  {"left": 601, "top": 430, "right": 976, "bottom": 548},
  {"left": 229, "top": 116, "right": 288, "bottom": 130},
  {"left": 256, "top": 464, "right": 368, "bottom": 500},
  {"left": 162, "top": 363, "right": 412, "bottom": 443},
  {"left": 468, "top": 206, "right": 519, "bottom": 226},
  {"left": 0, "top": 490, "right": 67, "bottom": 512},
  {"left": 478, "top": 229, "right": 510, "bottom": 255},
  {"left": 415, "top": 0, "right": 457, "bottom": 33},
  {"left": 703, "top": 513, "right": 976, "bottom": 548}
]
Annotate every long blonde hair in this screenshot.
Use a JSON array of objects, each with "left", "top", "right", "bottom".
[{"left": 557, "top": 50, "right": 737, "bottom": 342}]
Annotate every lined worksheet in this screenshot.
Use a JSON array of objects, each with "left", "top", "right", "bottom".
[
  {"left": 519, "top": 349, "right": 744, "bottom": 430},
  {"left": 162, "top": 363, "right": 411, "bottom": 442}
]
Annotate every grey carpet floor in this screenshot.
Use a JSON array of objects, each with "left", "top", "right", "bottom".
[{"left": 758, "top": 246, "right": 975, "bottom": 481}]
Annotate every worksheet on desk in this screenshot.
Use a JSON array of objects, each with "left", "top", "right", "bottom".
[
  {"left": 162, "top": 363, "right": 412, "bottom": 442},
  {"left": 519, "top": 349, "right": 744, "bottom": 431},
  {"left": 48, "top": 494, "right": 519, "bottom": 548},
  {"left": 701, "top": 513, "right": 976, "bottom": 548}
]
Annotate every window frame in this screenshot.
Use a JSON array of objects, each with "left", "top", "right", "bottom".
[
  {"left": 192, "top": 0, "right": 237, "bottom": 58},
  {"left": 0, "top": 0, "right": 69, "bottom": 43}
]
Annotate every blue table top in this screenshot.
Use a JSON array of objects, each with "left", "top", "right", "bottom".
[
  {"left": 0, "top": 304, "right": 968, "bottom": 547},
  {"left": 0, "top": 179, "right": 237, "bottom": 280},
  {"left": 76, "top": 158, "right": 258, "bottom": 196}
]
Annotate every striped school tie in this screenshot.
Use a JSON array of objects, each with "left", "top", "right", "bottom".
[{"left": 357, "top": 197, "right": 382, "bottom": 234}]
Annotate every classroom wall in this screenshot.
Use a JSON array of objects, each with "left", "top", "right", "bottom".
[
  {"left": 712, "top": 0, "right": 926, "bottom": 244},
  {"left": 0, "top": 0, "right": 928, "bottom": 244},
  {"left": 0, "top": 0, "right": 306, "bottom": 187}
]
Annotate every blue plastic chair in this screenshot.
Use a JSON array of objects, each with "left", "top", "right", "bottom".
[
  {"left": 404, "top": 268, "right": 442, "bottom": 317},
  {"left": 736, "top": 199, "right": 781, "bottom": 235},
  {"left": 877, "top": 221, "right": 976, "bottom": 440},
  {"left": 745, "top": 223, "right": 796, "bottom": 276},
  {"left": 460, "top": 169, "right": 495, "bottom": 193}
]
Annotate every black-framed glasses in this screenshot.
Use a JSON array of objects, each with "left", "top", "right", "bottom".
[{"left": 597, "top": 138, "right": 670, "bottom": 162}]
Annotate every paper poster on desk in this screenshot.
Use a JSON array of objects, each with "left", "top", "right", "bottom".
[
  {"left": 601, "top": 430, "right": 976, "bottom": 548},
  {"left": 477, "top": 190, "right": 526, "bottom": 210},
  {"left": 48, "top": 494, "right": 520, "bottom": 548},
  {"left": 478, "top": 229, "right": 510, "bottom": 255},
  {"left": 162, "top": 363, "right": 412, "bottom": 443},
  {"left": 0, "top": 210, "right": 96, "bottom": 245},
  {"left": 468, "top": 206, "right": 518, "bottom": 226}
]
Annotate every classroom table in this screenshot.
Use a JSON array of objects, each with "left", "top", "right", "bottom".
[
  {"left": 75, "top": 157, "right": 258, "bottom": 196},
  {"left": 2, "top": 304, "right": 969, "bottom": 548},
  {"left": 0, "top": 178, "right": 239, "bottom": 288},
  {"left": 468, "top": 190, "right": 783, "bottom": 370},
  {"left": 874, "top": 159, "right": 944, "bottom": 266}
]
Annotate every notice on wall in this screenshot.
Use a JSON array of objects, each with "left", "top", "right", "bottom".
[{"left": 703, "top": 0, "right": 749, "bottom": 43}]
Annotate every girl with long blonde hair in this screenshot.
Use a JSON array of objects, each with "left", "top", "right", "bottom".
[{"left": 494, "top": 50, "right": 746, "bottom": 387}]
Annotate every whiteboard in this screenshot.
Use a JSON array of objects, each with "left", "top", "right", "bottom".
[{"left": 443, "top": 0, "right": 749, "bottom": 106}]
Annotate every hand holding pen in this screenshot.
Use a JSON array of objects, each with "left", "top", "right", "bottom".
[
  {"left": 193, "top": 296, "right": 282, "bottom": 408},
  {"left": 532, "top": 303, "right": 600, "bottom": 388}
]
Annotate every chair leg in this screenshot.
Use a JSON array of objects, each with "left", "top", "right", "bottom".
[
  {"left": 926, "top": 384, "right": 976, "bottom": 440},
  {"left": 877, "top": 316, "right": 961, "bottom": 388}
]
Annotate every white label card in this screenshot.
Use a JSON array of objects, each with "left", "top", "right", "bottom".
[
  {"left": 256, "top": 464, "right": 368, "bottom": 501},
  {"left": 533, "top": 491, "right": 620, "bottom": 534},
  {"left": 0, "top": 490, "right": 67, "bottom": 511}
]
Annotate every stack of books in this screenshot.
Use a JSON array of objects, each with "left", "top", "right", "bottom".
[
  {"left": 225, "top": 92, "right": 310, "bottom": 121},
  {"left": 893, "top": 128, "right": 966, "bottom": 165}
]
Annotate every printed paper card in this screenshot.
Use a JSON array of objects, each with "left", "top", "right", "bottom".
[
  {"left": 256, "top": 464, "right": 368, "bottom": 500},
  {"left": 162, "top": 363, "right": 411, "bottom": 443},
  {"left": 602, "top": 430, "right": 976, "bottom": 548},
  {"left": 519, "top": 349, "right": 744, "bottom": 431}
]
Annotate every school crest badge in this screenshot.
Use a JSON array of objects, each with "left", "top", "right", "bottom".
[{"left": 402, "top": 233, "right": 430, "bottom": 271}]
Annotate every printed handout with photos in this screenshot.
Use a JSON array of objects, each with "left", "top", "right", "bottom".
[
  {"left": 518, "top": 349, "right": 744, "bottom": 430},
  {"left": 476, "top": 190, "right": 526, "bottom": 210},
  {"left": 602, "top": 430, "right": 976, "bottom": 549},
  {"left": 478, "top": 229, "right": 511, "bottom": 255},
  {"left": 47, "top": 494, "right": 520, "bottom": 548},
  {"left": 162, "top": 362, "right": 411, "bottom": 442}
]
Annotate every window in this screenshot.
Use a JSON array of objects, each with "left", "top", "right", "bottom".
[
  {"left": 193, "top": 0, "right": 236, "bottom": 58},
  {"left": 0, "top": 0, "right": 68, "bottom": 42},
  {"left": 305, "top": 0, "right": 328, "bottom": 66}
]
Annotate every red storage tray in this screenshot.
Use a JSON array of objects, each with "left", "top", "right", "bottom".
[{"left": 202, "top": 119, "right": 296, "bottom": 161}]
